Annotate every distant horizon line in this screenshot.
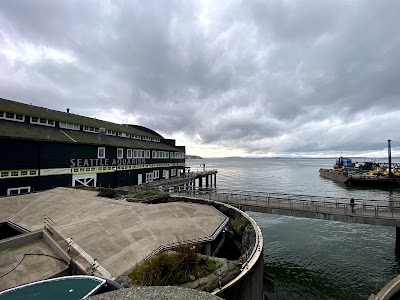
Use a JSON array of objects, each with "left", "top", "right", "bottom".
[{"left": 188, "top": 156, "right": 395, "bottom": 160}]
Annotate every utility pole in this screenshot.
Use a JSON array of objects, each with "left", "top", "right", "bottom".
[{"left": 388, "top": 139, "right": 393, "bottom": 178}]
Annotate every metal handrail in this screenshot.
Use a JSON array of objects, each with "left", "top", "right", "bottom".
[
  {"left": 144, "top": 214, "right": 229, "bottom": 260},
  {"left": 170, "top": 186, "right": 400, "bottom": 218}
]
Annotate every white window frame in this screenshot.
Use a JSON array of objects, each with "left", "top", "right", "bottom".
[
  {"left": 127, "top": 149, "right": 133, "bottom": 159},
  {"left": 117, "top": 148, "right": 124, "bottom": 159},
  {"left": 153, "top": 170, "right": 159, "bottom": 179},
  {"left": 7, "top": 186, "right": 31, "bottom": 196},
  {"left": 83, "top": 126, "right": 98, "bottom": 133},
  {"left": 131, "top": 134, "right": 141, "bottom": 140},
  {"left": 0, "top": 111, "right": 25, "bottom": 122},
  {"left": 60, "top": 122, "right": 80, "bottom": 130},
  {"left": 98, "top": 147, "right": 106, "bottom": 158},
  {"left": 146, "top": 172, "right": 153, "bottom": 183},
  {"left": 106, "top": 130, "right": 116, "bottom": 136},
  {"left": 30, "top": 117, "right": 55, "bottom": 127},
  {"left": 146, "top": 150, "right": 150, "bottom": 159}
]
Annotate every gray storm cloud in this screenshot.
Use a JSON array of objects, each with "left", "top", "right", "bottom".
[{"left": 0, "top": 0, "right": 399, "bottom": 156}]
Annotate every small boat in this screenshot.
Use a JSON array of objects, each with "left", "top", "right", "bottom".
[{"left": 0, "top": 275, "right": 118, "bottom": 300}]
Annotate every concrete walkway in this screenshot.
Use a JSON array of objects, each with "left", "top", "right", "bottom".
[
  {"left": 174, "top": 190, "right": 400, "bottom": 227},
  {"left": 0, "top": 188, "right": 226, "bottom": 278}
]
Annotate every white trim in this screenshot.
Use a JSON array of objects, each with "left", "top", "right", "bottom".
[
  {"left": 83, "top": 126, "right": 99, "bottom": 133},
  {"left": 98, "top": 147, "right": 105, "bottom": 158},
  {"left": 127, "top": 149, "right": 133, "bottom": 158},
  {"left": 72, "top": 174, "right": 97, "bottom": 187},
  {"left": 59, "top": 122, "right": 80, "bottom": 130},
  {"left": 0, "top": 111, "right": 25, "bottom": 122},
  {"left": 30, "top": 116, "right": 55, "bottom": 127},
  {"left": 60, "top": 130, "right": 77, "bottom": 142},
  {"left": 7, "top": 186, "right": 31, "bottom": 196},
  {"left": 117, "top": 148, "right": 123, "bottom": 159}
]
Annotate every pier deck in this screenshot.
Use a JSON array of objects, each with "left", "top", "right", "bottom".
[{"left": 171, "top": 188, "right": 400, "bottom": 227}]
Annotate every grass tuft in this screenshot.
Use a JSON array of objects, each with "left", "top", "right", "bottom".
[{"left": 128, "top": 244, "right": 221, "bottom": 286}]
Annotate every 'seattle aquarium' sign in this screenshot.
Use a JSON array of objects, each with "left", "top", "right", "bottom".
[{"left": 70, "top": 158, "right": 147, "bottom": 168}]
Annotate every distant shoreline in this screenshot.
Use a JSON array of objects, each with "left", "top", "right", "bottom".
[{"left": 185, "top": 155, "right": 203, "bottom": 159}]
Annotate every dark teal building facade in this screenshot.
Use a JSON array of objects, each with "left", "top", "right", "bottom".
[{"left": 0, "top": 98, "right": 185, "bottom": 196}]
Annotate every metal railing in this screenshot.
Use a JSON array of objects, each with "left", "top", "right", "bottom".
[
  {"left": 144, "top": 215, "right": 229, "bottom": 260},
  {"left": 170, "top": 186, "right": 400, "bottom": 219}
]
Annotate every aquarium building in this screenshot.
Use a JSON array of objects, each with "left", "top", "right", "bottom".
[{"left": 0, "top": 98, "right": 185, "bottom": 196}]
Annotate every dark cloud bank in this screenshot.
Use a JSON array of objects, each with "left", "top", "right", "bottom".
[{"left": 1, "top": 0, "right": 399, "bottom": 157}]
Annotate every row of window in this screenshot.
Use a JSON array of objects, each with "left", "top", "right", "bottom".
[
  {"left": 31, "top": 117, "right": 55, "bottom": 127},
  {"left": 0, "top": 111, "right": 25, "bottom": 122},
  {"left": 60, "top": 122, "right": 80, "bottom": 130},
  {"left": 110, "top": 147, "right": 184, "bottom": 159},
  {"left": 172, "top": 152, "right": 185, "bottom": 159},
  {"left": 0, "top": 110, "right": 161, "bottom": 142},
  {"left": 152, "top": 151, "right": 170, "bottom": 159},
  {"left": 1, "top": 170, "right": 38, "bottom": 178}
]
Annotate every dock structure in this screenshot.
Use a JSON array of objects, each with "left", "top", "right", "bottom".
[
  {"left": 171, "top": 188, "right": 400, "bottom": 254},
  {"left": 120, "top": 170, "right": 218, "bottom": 193}
]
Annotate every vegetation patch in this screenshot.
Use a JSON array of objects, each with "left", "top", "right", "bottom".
[
  {"left": 130, "top": 191, "right": 163, "bottom": 200},
  {"left": 231, "top": 216, "right": 246, "bottom": 231},
  {"left": 97, "top": 188, "right": 128, "bottom": 199},
  {"left": 128, "top": 245, "right": 221, "bottom": 286}
]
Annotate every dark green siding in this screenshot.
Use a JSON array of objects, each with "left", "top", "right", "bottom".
[{"left": 0, "top": 139, "right": 38, "bottom": 170}]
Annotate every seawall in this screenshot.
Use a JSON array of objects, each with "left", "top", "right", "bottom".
[{"left": 168, "top": 196, "right": 264, "bottom": 300}]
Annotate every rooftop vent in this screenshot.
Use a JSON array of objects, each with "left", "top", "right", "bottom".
[
  {"left": 66, "top": 108, "right": 70, "bottom": 114},
  {"left": 98, "top": 127, "right": 106, "bottom": 141}
]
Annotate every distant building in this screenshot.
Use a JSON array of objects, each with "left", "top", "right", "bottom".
[{"left": 0, "top": 98, "right": 185, "bottom": 196}]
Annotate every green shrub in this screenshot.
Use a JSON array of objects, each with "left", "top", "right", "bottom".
[{"left": 128, "top": 246, "right": 221, "bottom": 286}]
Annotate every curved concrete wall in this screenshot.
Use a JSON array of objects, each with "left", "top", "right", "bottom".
[
  {"left": 369, "top": 274, "right": 400, "bottom": 300},
  {"left": 171, "top": 196, "right": 264, "bottom": 300}
]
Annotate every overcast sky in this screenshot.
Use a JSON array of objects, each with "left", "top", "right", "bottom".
[{"left": 1, "top": 1, "right": 399, "bottom": 158}]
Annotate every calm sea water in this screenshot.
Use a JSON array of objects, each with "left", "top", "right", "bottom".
[{"left": 187, "top": 157, "right": 400, "bottom": 300}]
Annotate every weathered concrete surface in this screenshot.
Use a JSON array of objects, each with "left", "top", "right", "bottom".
[
  {"left": 0, "top": 238, "right": 69, "bottom": 291},
  {"left": 90, "top": 286, "right": 223, "bottom": 300},
  {"left": 0, "top": 188, "right": 226, "bottom": 278}
]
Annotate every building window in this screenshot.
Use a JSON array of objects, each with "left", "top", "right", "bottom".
[
  {"left": 1, "top": 171, "right": 9, "bottom": 178},
  {"left": 131, "top": 134, "right": 141, "bottom": 140},
  {"left": 29, "top": 170, "right": 37, "bottom": 176},
  {"left": 60, "top": 122, "right": 80, "bottom": 130},
  {"left": 153, "top": 170, "right": 159, "bottom": 179},
  {"left": 145, "top": 172, "right": 153, "bottom": 183},
  {"left": 117, "top": 148, "right": 123, "bottom": 159},
  {"left": 106, "top": 130, "right": 116, "bottom": 136},
  {"left": 127, "top": 149, "right": 133, "bottom": 158},
  {"left": 7, "top": 186, "right": 31, "bottom": 196},
  {"left": 83, "top": 126, "right": 98, "bottom": 133},
  {"left": 0, "top": 111, "right": 25, "bottom": 122},
  {"left": 98, "top": 147, "right": 105, "bottom": 158},
  {"left": 146, "top": 150, "right": 150, "bottom": 159},
  {"left": 118, "top": 132, "right": 129, "bottom": 138},
  {"left": 11, "top": 171, "right": 19, "bottom": 177},
  {"left": 30, "top": 117, "right": 55, "bottom": 127},
  {"left": 20, "top": 171, "right": 28, "bottom": 176}
]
